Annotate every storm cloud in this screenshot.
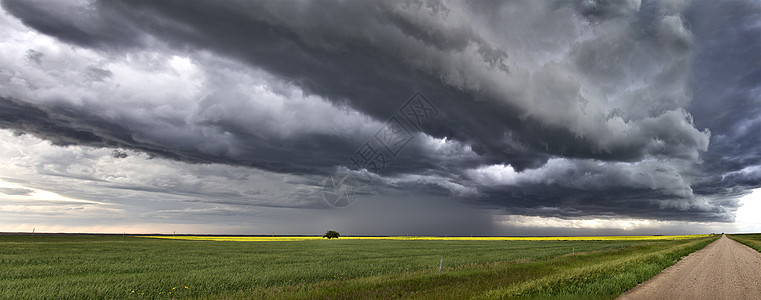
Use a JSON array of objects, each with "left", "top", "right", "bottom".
[{"left": 1, "top": 0, "right": 760, "bottom": 234}]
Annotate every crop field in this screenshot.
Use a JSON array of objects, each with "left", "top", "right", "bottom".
[
  {"left": 0, "top": 234, "right": 717, "bottom": 299},
  {"left": 144, "top": 234, "right": 711, "bottom": 242}
]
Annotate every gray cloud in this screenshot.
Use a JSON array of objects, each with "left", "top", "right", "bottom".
[
  {"left": 684, "top": 0, "right": 761, "bottom": 197},
  {"left": 0, "top": 187, "right": 33, "bottom": 196},
  {"left": 0, "top": 0, "right": 760, "bottom": 232}
]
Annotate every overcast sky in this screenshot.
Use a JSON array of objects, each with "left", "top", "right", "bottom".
[{"left": 1, "top": 0, "right": 760, "bottom": 235}]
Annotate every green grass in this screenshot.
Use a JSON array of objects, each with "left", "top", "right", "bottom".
[
  {"left": 0, "top": 234, "right": 718, "bottom": 299},
  {"left": 727, "top": 233, "right": 761, "bottom": 251}
]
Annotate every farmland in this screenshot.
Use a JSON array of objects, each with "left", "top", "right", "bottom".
[
  {"left": 144, "top": 234, "right": 711, "bottom": 242},
  {"left": 0, "top": 234, "right": 717, "bottom": 299}
]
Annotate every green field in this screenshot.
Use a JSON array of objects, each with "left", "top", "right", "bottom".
[
  {"left": 728, "top": 233, "right": 761, "bottom": 252},
  {"left": 0, "top": 234, "right": 718, "bottom": 299}
]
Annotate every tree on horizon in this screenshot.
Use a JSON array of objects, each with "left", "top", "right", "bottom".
[{"left": 323, "top": 230, "right": 340, "bottom": 239}]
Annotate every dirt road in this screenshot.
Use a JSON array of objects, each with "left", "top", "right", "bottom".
[{"left": 618, "top": 235, "right": 761, "bottom": 300}]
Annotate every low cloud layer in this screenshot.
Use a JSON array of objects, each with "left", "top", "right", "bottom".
[{"left": 1, "top": 0, "right": 760, "bottom": 234}]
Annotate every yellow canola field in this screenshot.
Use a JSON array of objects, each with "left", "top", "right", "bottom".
[{"left": 140, "top": 234, "right": 712, "bottom": 242}]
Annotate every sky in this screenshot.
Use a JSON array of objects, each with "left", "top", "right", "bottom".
[{"left": 0, "top": 0, "right": 760, "bottom": 236}]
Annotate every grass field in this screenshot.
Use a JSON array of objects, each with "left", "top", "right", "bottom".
[
  {"left": 728, "top": 233, "right": 761, "bottom": 252},
  {"left": 0, "top": 234, "right": 718, "bottom": 299}
]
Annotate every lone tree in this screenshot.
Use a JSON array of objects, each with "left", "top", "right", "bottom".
[{"left": 323, "top": 230, "right": 340, "bottom": 239}]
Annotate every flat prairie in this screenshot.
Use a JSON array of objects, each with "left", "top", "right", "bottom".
[{"left": 0, "top": 234, "right": 717, "bottom": 299}]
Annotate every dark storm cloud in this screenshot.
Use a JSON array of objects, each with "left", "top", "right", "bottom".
[
  {"left": 0, "top": 94, "right": 357, "bottom": 174},
  {"left": 1, "top": 0, "right": 759, "bottom": 224},
  {"left": 0, "top": 0, "right": 705, "bottom": 166},
  {"left": 684, "top": 0, "right": 761, "bottom": 195}
]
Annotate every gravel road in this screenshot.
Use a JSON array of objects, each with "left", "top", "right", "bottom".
[{"left": 618, "top": 235, "right": 761, "bottom": 300}]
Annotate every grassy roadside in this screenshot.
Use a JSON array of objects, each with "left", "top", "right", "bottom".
[
  {"left": 230, "top": 235, "right": 718, "bottom": 299},
  {"left": 727, "top": 233, "right": 761, "bottom": 251},
  {"left": 0, "top": 235, "right": 718, "bottom": 299}
]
